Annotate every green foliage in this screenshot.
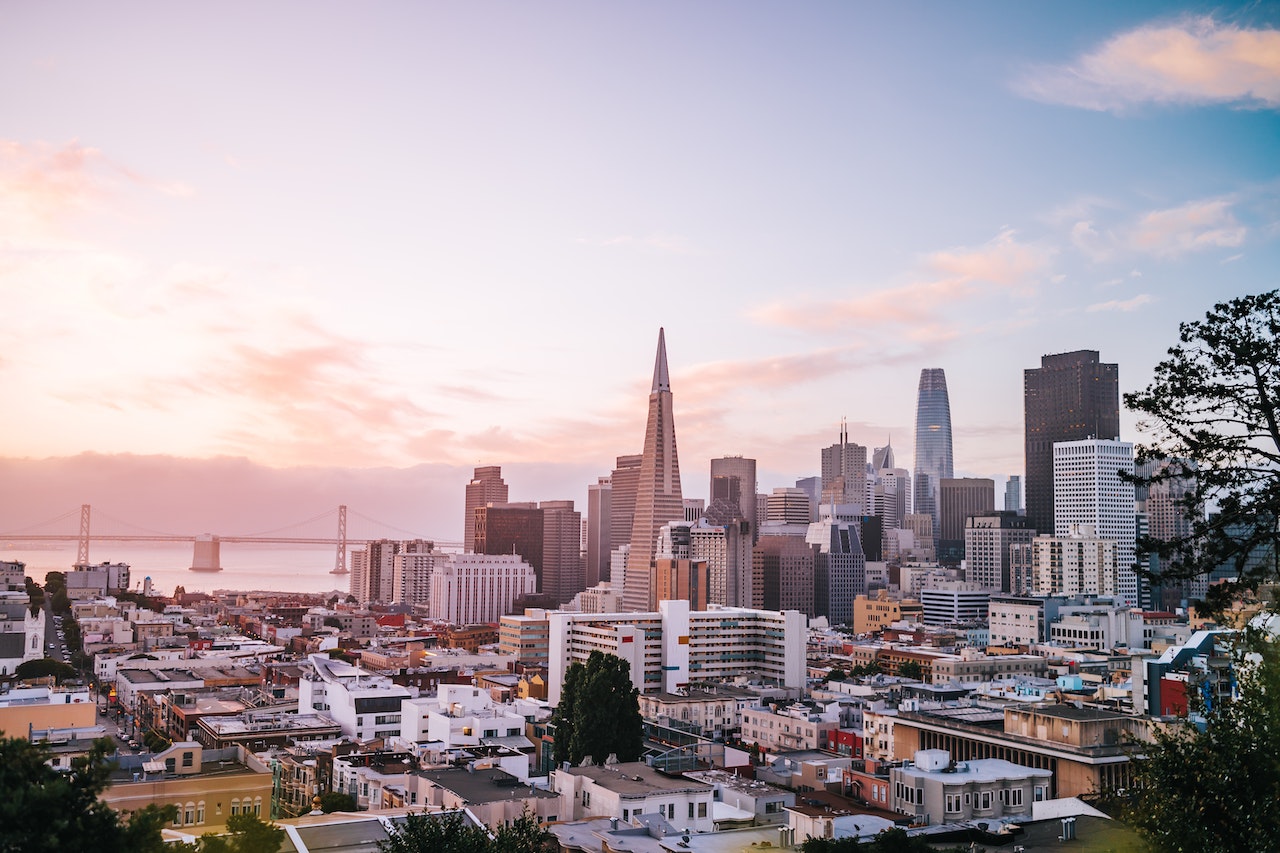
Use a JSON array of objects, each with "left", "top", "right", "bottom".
[
  {"left": 800, "top": 828, "right": 964, "bottom": 853},
  {"left": 0, "top": 736, "right": 172, "bottom": 852},
  {"left": 896, "top": 660, "right": 923, "bottom": 680},
  {"left": 16, "top": 658, "right": 77, "bottom": 682},
  {"left": 377, "top": 809, "right": 552, "bottom": 853},
  {"left": 1124, "top": 290, "right": 1280, "bottom": 606},
  {"left": 319, "top": 790, "right": 357, "bottom": 813},
  {"left": 194, "top": 813, "right": 286, "bottom": 853},
  {"left": 850, "top": 661, "right": 881, "bottom": 677},
  {"left": 827, "top": 667, "right": 848, "bottom": 682},
  {"left": 1118, "top": 628, "right": 1280, "bottom": 852},
  {"left": 378, "top": 810, "right": 493, "bottom": 853},
  {"left": 551, "top": 650, "right": 643, "bottom": 767}
]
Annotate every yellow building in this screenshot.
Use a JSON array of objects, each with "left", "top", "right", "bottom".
[
  {"left": 102, "top": 742, "right": 275, "bottom": 833},
  {"left": 0, "top": 684, "right": 96, "bottom": 738},
  {"left": 852, "top": 590, "right": 923, "bottom": 635}
]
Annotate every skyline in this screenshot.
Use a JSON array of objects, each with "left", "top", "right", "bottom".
[{"left": 2, "top": 3, "right": 1278, "bottom": 538}]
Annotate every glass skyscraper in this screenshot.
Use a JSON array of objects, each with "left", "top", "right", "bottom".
[{"left": 913, "top": 368, "right": 954, "bottom": 532}]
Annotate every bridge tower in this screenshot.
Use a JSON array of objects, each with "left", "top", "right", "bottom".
[
  {"left": 331, "top": 505, "right": 349, "bottom": 574},
  {"left": 76, "top": 504, "right": 91, "bottom": 566}
]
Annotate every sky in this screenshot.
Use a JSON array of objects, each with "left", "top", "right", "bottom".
[{"left": 1, "top": 2, "right": 1278, "bottom": 543}]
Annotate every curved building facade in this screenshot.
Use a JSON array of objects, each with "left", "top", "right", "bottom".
[{"left": 913, "top": 368, "right": 954, "bottom": 532}]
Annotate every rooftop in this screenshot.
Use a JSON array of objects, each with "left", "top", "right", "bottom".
[
  {"left": 563, "top": 762, "right": 713, "bottom": 797},
  {"left": 416, "top": 767, "right": 558, "bottom": 804}
]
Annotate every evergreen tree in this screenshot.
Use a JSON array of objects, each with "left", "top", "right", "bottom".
[
  {"left": 0, "top": 736, "right": 172, "bottom": 853},
  {"left": 552, "top": 650, "right": 643, "bottom": 766}
]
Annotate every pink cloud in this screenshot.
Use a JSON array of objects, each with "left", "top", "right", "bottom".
[
  {"left": 1016, "top": 16, "right": 1280, "bottom": 111},
  {"left": 752, "top": 230, "right": 1052, "bottom": 333},
  {"left": 1125, "top": 199, "right": 1245, "bottom": 256}
]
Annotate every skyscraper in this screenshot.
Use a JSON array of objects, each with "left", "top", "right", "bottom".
[
  {"left": 938, "top": 477, "right": 995, "bottom": 563},
  {"left": 1024, "top": 350, "right": 1120, "bottom": 537},
  {"left": 913, "top": 369, "right": 954, "bottom": 533},
  {"left": 585, "top": 477, "right": 612, "bottom": 588},
  {"left": 541, "top": 500, "right": 585, "bottom": 605},
  {"left": 464, "top": 466, "right": 508, "bottom": 552},
  {"left": 623, "top": 329, "right": 685, "bottom": 611},
  {"left": 1004, "top": 475, "right": 1022, "bottom": 513},
  {"left": 609, "top": 454, "right": 643, "bottom": 569},
  {"left": 821, "top": 420, "right": 867, "bottom": 508},
  {"left": 710, "top": 456, "right": 757, "bottom": 535},
  {"left": 1053, "top": 438, "right": 1136, "bottom": 605}
]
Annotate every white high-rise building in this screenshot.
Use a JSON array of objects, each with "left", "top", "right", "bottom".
[
  {"left": 1030, "top": 525, "right": 1117, "bottom": 598},
  {"left": 1053, "top": 439, "right": 1136, "bottom": 605},
  {"left": 428, "top": 554, "right": 537, "bottom": 625}
]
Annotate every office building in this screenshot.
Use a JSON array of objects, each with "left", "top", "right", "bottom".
[
  {"left": 766, "top": 487, "right": 814, "bottom": 525},
  {"left": 540, "top": 500, "right": 585, "bottom": 605},
  {"left": 1053, "top": 439, "right": 1136, "bottom": 605},
  {"left": 709, "top": 456, "right": 757, "bottom": 534},
  {"left": 585, "top": 477, "right": 612, "bottom": 588},
  {"left": 473, "top": 502, "right": 544, "bottom": 585},
  {"left": 963, "top": 512, "right": 1035, "bottom": 592},
  {"left": 1004, "top": 475, "right": 1022, "bottom": 514},
  {"left": 609, "top": 454, "right": 642, "bottom": 571},
  {"left": 913, "top": 369, "right": 954, "bottom": 533},
  {"left": 938, "top": 478, "right": 994, "bottom": 564},
  {"left": 919, "top": 585, "right": 990, "bottom": 625},
  {"left": 821, "top": 420, "right": 867, "bottom": 508},
  {"left": 428, "top": 553, "right": 538, "bottom": 625},
  {"left": 690, "top": 505, "right": 754, "bottom": 608},
  {"left": 1024, "top": 351, "right": 1120, "bottom": 538},
  {"left": 464, "top": 466, "right": 508, "bottom": 552},
  {"left": 623, "top": 329, "right": 685, "bottom": 611},
  {"left": 807, "top": 511, "right": 867, "bottom": 626},
  {"left": 753, "top": 534, "right": 815, "bottom": 614},
  {"left": 351, "top": 539, "right": 433, "bottom": 605},
  {"left": 652, "top": 558, "right": 710, "bottom": 610}
]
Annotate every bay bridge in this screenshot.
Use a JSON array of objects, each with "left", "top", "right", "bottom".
[{"left": 0, "top": 505, "right": 461, "bottom": 575}]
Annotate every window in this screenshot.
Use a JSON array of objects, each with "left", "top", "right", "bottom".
[
  {"left": 946, "top": 794, "right": 961, "bottom": 813},
  {"left": 185, "top": 803, "right": 194, "bottom": 825},
  {"left": 231, "top": 799, "right": 240, "bottom": 816},
  {"left": 182, "top": 752, "right": 194, "bottom": 768},
  {"left": 196, "top": 802, "right": 205, "bottom": 824},
  {"left": 979, "top": 791, "right": 992, "bottom": 810},
  {"left": 698, "top": 802, "right": 707, "bottom": 818},
  {"left": 688, "top": 803, "right": 694, "bottom": 818}
]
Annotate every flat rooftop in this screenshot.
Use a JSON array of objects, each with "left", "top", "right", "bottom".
[
  {"left": 416, "top": 768, "right": 558, "bottom": 804},
  {"left": 565, "top": 762, "right": 713, "bottom": 797}
]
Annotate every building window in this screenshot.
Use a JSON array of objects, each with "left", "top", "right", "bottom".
[
  {"left": 196, "top": 802, "right": 205, "bottom": 824},
  {"left": 946, "top": 794, "right": 961, "bottom": 813},
  {"left": 980, "top": 791, "right": 992, "bottom": 810},
  {"left": 185, "top": 803, "right": 195, "bottom": 825},
  {"left": 182, "top": 752, "right": 194, "bottom": 768},
  {"left": 698, "top": 802, "right": 707, "bottom": 818},
  {"left": 231, "top": 799, "right": 240, "bottom": 816}
]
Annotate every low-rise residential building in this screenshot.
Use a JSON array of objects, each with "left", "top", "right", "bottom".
[
  {"left": 636, "top": 684, "right": 756, "bottom": 741},
  {"left": 852, "top": 591, "right": 923, "bottom": 635},
  {"left": 297, "top": 654, "right": 413, "bottom": 742},
  {"left": 684, "top": 769, "right": 795, "bottom": 826},
  {"left": 551, "top": 761, "right": 715, "bottom": 831},
  {"left": 889, "top": 748, "right": 1052, "bottom": 825}
]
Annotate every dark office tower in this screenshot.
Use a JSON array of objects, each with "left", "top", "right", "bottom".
[
  {"left": 754, "top": 535, "right": 816, "bottom": 614},
  {"left": 464, "top": 466, "right": 508, "bottom": 552},
  {"left": 938, "top": 478, "right": 995, "bottom": 564},
  {"left": 541, "top": 500, "right": 584, "bottom": 605},
  {"left": 821, "top": 420, "right": 868, "bottom": 507},
  {"left": 710, "top": 456, "right": 757, "bottom": 537},
  {"left": 811, "top": 516, "right": 866, "bottom": 626},
  {"left": 609, "top": 454, "right": 642, "bottom": 569},
  {"left": 623, "top": 329, "right": 685, "bottom": 612},
  {"left": 473, "top": 502, "right": 544, "bottom": 586},
  {"left": 1004, "top": 476, "right": 1022, "bottom": 513},
  {"left": 1024, "top": 350, "right": 1120, "bottom": 537},
  {"left": 913, "top": 369, "right": 954, "bottom": 534},
  {"left": 585, "top": 477, "right": 612, "bottom": 588}
]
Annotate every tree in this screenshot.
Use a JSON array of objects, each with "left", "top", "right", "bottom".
[
  {"left": 318, "top": 791, "right": 357, "bottom": 813},
  {"left": 551, "top": 650, "right": 643, "bottom": 767},
  {"left": 490, "top": 809, "right": 555, "bottom": 853},
  {"left": 193, "top": 813, "right": 286, "bottom": 853},
  {"left": 1116, "top": 291, "right": 1280, "bottom": 851},
  {"left": 896, "top": 660, "right": 923, "bottom": 681},
  {"left": 1124, "top": 290, "right": 1280, "bottom": 610},
  {"left": 1117, "top": 624, "right": 1280, "bottom": 852},
  {"left": 15, "top": 658, "right": 77, "bottom": 682},
  {"left": 0, "top": 736, "right": 173, "bottom": 852},
  {"left": 377, "top": 810, "right": 492, "bottom": 853}
]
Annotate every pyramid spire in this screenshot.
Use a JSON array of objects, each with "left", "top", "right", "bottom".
[{"left": 652, "top": 327, "right": 670, "bottom": 392}]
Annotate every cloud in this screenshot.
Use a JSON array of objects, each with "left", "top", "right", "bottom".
[
  {"left": 1086, "top": 294, "right": 1154, "bottom": 313},
  {"left": 752, "top": 230, "right": 1053, "bottom": 333},
  {"left": 1069, "top": 198, "right": 1247, "bottom": 260},
  {"left": 1016, "top": 16, "right": 1280, "bottom": 112}
]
